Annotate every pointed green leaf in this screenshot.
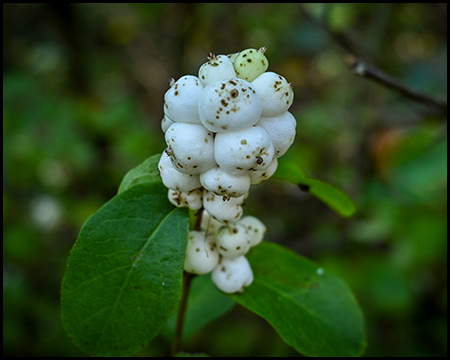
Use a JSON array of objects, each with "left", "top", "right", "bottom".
[
  {"left": 118, "top": 154, "right": 162, "bottom": 194},
  {"left": 230, "top": 242, "right": 367, "bottom": 357},
  {"left": 274, "top": 160, "right": 356, "bottom": 217},
  {"left": 61, "top": 182, "right": 189, "bottom": 357}
]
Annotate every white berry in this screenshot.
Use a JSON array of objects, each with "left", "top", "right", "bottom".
[
  {"left": 203, "top": 190, "right": 245, "bottom": 224},
  {"left": 234, "top": 47, "right": 269, "bottom": 82},
  {"left": 161, "top": 115, "right": 175, "bottom": 133},
  {"left": 256, "top": 111, "right": 297, "bottom": 157},
  {"left": 237, "top": 216, "right": 267, "bottom": 247},
  {"left": 251, "top": 72, "right": 294, "bottom": 117},
  {"left": 198, "top": 53, "right": 237, "bottom": 86},
  {"left": 168, "top": 188, "right": 203, "bottom": 211},
  {"left": 184, "top": 231, "right": 220, "bottom": 275},
  {"left": 214, "top": 126, "right": 275, "bottom": 176},
  {"left": 211, "top": 256, "right": 254, "bottom": 293},
  {"left": 165, "top": 122, "right": 215, "bottom": 174},
  {"left": 248, "top": 157, "right": 278, "bottom": 185},
  {"left": 216, "top": 223, "right": 251, "bottom": 259},
  {"left": 200, "top": 166, "right": 251, "bottom": 198},
  {"left": 200, "top": 209, "right": 223, "bottom": 235},
  {"left": 198, "top": 78, "right": 262, "bottom": 133},
  {"left": 158, "top": 151, "right": 201, "bottom": 192},
  {"left": 164, "top": 75, "right": 204, "bottom": 124},
  {"left": 226, "top": 52, "right": 240, "bottom": 64}
]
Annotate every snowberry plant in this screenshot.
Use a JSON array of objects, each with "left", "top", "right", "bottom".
[{"left": 61, "top": 48, "right": 367, "bottom": 357}]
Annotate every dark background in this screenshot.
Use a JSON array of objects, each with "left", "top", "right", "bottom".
[{"left": 3, "top": 3, "right": 447, "bottom": 357}]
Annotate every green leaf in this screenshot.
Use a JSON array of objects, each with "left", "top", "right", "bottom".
[
  {"left": 61, "top": 182, "right": 189, "bottom": 357},
  {"left": 274, "top": 159, "right": 356, "bottom": 217},
  {"left": 230, "top": 242, "right": 367, "bottom": 357},
  {"left": 162, "top": 274, "right": 236, "bottom": 341},
  {"left": 118, "top": 154, "right": 162, "bottom": 194}
]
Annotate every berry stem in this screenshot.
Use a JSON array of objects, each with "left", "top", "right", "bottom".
[{"left": 171, "top": 209, "right": 203, "bottom": 356}]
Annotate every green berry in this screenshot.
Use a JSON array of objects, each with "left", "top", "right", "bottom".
[{"left": 233, "top": 47, "right": 269, "bottom": 82}]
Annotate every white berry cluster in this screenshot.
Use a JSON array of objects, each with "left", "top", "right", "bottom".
[{"left": 158, "top": 47, "right": 296, "bottom": 293}]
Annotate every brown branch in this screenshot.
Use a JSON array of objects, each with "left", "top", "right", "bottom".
[
  {"left": 299, "top": 5, "right": 447, "bottom": 116},
  {"left": 345, "top": 55, "right": 447, "bottom": 115}
]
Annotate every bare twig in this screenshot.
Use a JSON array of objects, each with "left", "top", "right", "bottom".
[
  {"left": 299, "top": 5, "right": 447, "bottom": 116},
  {"left": 346, "top": 55, "right": 447, "bottom": 114}
]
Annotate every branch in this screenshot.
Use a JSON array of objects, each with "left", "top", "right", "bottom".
[
  {"left": 299, "top": 5, "right": 447, "bottom": 116},
  {"left": 345, "top": 55, "right": 447, "bottom": 115}
]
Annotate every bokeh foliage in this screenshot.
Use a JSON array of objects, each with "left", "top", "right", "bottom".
[{"left": 3, "top": 3, "right": 447, "bottom": 357}]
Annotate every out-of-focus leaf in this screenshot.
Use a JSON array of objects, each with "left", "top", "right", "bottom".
[
  {"left": 175, "top": 352, "right": 210, "bottom": 357},
  {"left": 393, "top": 139, "right": 447, "bottom": 200}
]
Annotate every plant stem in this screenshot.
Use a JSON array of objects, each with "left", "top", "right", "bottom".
[
  {"left": 172, "top": 271, "right": 195, "bottom": 356},
  {"left": 171, "top": 209, "right": 203, "bottom": 356}
]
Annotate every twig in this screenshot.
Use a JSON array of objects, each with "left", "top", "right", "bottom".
[
  {"left": 299, "top": 5, "right": 447, "bottom": 115},
  {"left": 345, "top": 55, "right": 447, "bottom": 115}
]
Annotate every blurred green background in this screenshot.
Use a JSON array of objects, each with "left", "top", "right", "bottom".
[{"left": 3, "top": 3, "right": 447, "bottom": 357}]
